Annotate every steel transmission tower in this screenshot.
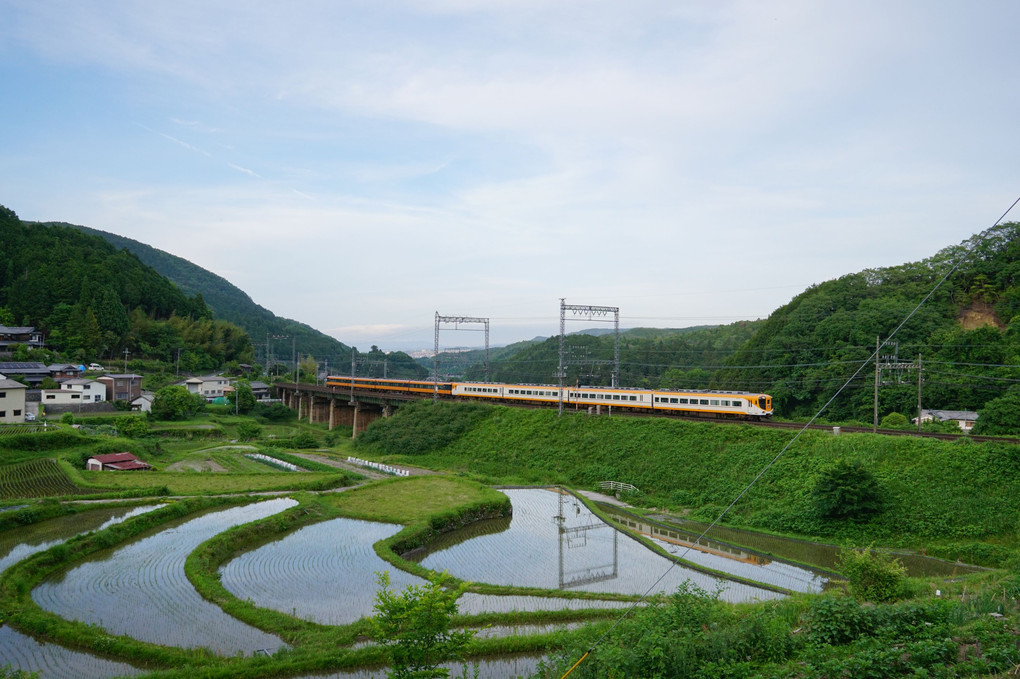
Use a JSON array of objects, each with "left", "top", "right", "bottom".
[
  {"left": 433, "top": 313, "right": 490, "bottom": 402},
  {"left": 557, "top": 299, "right": 619, "bottom": 415}
]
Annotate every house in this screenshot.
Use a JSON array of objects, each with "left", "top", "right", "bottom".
[
  {"left": 184, "top": 375, "right": 231, "bottom": 401},
  {"left": 40, "top": 388, "right": 85, "bottom": 406},
  {"left": 85, "top": 452, "right": 152, "bottom": 471},
  {"left": 915, "top": 409, "right": 979, "bottom": 431},
  {"left": 250, "top": 381, "right": 272, "bottom": 402},
  {"left": 0, "top": 362, "right": 50, "bottom": 387},
  {"left": 0, "top": 326, "right": 44, "bottom": 353},
  {"left": 0, "top": 378, "right": 28, "bottom": 423},
  {"left": 59, "top": 378, "right": 106, "bottom": 403},
  {"left": 97, "top": 374, "right": 143, "bottom": 402},
  {"left": 131, "top": 391, "right": 154, "bottom": 413},
  {"left": 49, "top": 363, "right": 82, "bottom": 380}
]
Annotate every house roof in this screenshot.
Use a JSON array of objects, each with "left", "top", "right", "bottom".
[
  {"left": 0, "top": 378, "right": 27, "bottom": 390},
  {"left": 48, "top": 363, "right": 80, "bottom": 371},
  {"left": 0, "top": 362, "right": 49, "bottom": 374},
  {"left": 921, "top": 409, "right": 979, "bottom": 422},
  {"left": 91, "top": 452, "right": 141, "bottom": 463},
  {"left": 0, "top": 326, "right": 38, "bottom": 334},
  {"left": 61, "top": 378, "right": 97, "bottom": 386},
  {"left": 90, "top": 452, "right": 151, "bottom": 470},
  {"left": 98, "top": 374, "right": 144, "bottom": 380}
]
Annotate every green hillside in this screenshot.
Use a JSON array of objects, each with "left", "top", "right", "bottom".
[
  {"left": 715, "top": 223, "right": 1020, "bottom": 421},
  {"left": 43, "top": 221, "right": 352, "bottom": 366},
  {"left": 0, "top": 206, "right": 251, "bottom": 368},
  {"left": 42, "top": 220, "right": 426, "bottom": 379},
  {"left": 456, "top": 322, "right": 761, "bottom": 387}
]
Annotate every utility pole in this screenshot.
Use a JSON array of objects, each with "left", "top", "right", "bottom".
[
  {"left": 916, "top": 353, "right": 923, "bottom": 433},
  {"left": 873, "top": 336, "right": 880, "bottom": 433},
  {"left": 123, "top": 347, "right": 130, "bottom": 374}
]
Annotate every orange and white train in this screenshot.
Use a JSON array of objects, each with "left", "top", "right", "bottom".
[{"left": 323, "top": 376, "right": 772, "bottom": 419}]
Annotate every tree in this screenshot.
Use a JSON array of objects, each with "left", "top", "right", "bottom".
[
  {"left": 812, "top": 460, "right": 884, "bottom": 521},
  {"left": 115, "top": 415, "right": 150, "bottom": 438},
  {"left": 236, "top": 420, "right": 262, "bottom": 441},
  {"left": 973, "top": 389, "right": 1020, "bottom": 435},
  {"left": 228, "top": 380, "right": 256, "bottom": 414},
  {"left": 372, "top": 572, "right": 473, "bottom": 678},
  {"left": 151, "top": 385, "right": 204, "bottom": 421}
]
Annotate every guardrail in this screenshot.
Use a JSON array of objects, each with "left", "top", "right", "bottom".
[
  {"left": 598, "top": 480, "right": 639, "bottom": 494},
  {"left": 347, "top": 456, "right": 410, "bottom": 477}
]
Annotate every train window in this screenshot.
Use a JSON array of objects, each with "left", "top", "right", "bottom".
[
  {"left": 677, "top": 398, "right": 687, "bottom": 404},
  {"left": 670, "top": 398, "right": 678, "bottom": 404},
  {"left": 710, "top": 399, "right": 719, "bottom": 405},
  {"left": 699, "top": 399, "right": 709, "bottom": 405},
  {"left": 630, "top": 395, "right": 636, "bottom": 401}
]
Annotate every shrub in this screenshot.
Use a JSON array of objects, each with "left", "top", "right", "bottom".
[
  {"left": 879, "top": 412, "right": 910, "bottom": 429},
  {"left": 290, "top": 431, "right": 318, "bottom": 449},
  {"left": 60, "top": 412, "right": 74, "bottom": 426},
  {"left": 115, "top": 415, "right": 149, "bottom": 439},
  {"left": 236, "top": 421, "right": 262, "bottom": 442},
  {"left": 837, "top": 544, "right": 906, "bottom": 603},
  {"left": 812, "top": 459, "right": 884, "bottom": 521}
]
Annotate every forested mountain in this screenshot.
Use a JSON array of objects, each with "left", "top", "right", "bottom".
[
  {"left": 42, "top": 221, "right": 352, "bottom": 367},
  {"left": 454, "top": 323, "right": 762, "bottom": 387},
  {"left": 0, "top": 206, "right": 252, "bottom": 369},
  {"left": 33, "top": 219, "right": 426, "bottom": 379},
  {"left": 714, "top": 223, "right": 1020, "bottom": 421}
]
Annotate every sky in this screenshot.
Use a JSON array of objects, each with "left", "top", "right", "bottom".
[{"left": 2, "top": 1, "right": 1019, "bottom": 353}]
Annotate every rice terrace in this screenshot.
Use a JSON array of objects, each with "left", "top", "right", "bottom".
[{"left": 1, "top": 398, "right": 1020, "bottom": 679}]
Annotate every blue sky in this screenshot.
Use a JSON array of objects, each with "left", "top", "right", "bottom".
[{"left": 2, "top": 1, "right": 1019, "bottom": 352}]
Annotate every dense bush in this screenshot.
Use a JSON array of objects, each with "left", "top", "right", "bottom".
[
  {"left": 837, "top": 545, "right": 907, "bottom": 602},
  {"left": 811, "top": 459, "right": 884, "bottom": 521}
]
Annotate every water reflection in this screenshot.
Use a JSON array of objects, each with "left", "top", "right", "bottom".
[
  {"left": 32, "top": 499, "right": 295, "bottom": 655},
  {"left": 602, "top": 506, "right": 829, "bottom": 593},
  {"left": 641, "top": 511, "right": 983, "bottom": 578},
  {"left": 221, "top": 517, "right": 426, "bottom": 625},
  {"left": 298, "top": 653, "right": 545, "bottom": 678},
  {"left": 417, "top": 489, "right": 781, "bottom": 603},
  {"left": 0, "top": 504, "right": 163, "bottom": 575},
  {"left": 0, "top": 624, "right": 143, "bottom": 679}
]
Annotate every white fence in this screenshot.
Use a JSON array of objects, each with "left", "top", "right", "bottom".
[
  {"left": 346, "top": 456, "right": 410, "bottom": 477},
  {"left": 245, "top": 453, "right": 301, "bottom": 472},
  {"left": 598, "top": 480, "right": 639, "bottom": 494}
]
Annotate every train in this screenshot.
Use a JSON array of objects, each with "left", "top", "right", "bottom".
[{"left": 323, "top": 376, "right": 773, "bottom": 419}]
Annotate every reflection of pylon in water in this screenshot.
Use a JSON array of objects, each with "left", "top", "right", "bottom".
[{"left": 554, "top": 489, "right": 619, "bottom": 588}]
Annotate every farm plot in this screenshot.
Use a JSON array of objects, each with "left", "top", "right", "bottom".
[
  {"left": 415, "top": 489, "right": 784, "bottom": 602},
  {"left": 32, "top": 498, "right": 296, "bottom": 655},
  {"left": 220, "top": 517, "right": 424, "bottom": 625},
  {"left": 0, "top": 458, "right": 99, "bottom": 499}
]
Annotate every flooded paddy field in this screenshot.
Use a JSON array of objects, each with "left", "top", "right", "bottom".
[
  {"left": 220, "top": 516, "right": 426, "bottom": 625},
  {"left": 3, "top": 484, "right": 966, "bottom": 678},
  {"left": 412, "top": 489, "right": 783, "bottom": 602},
  {"left": 640, "top": 510, "right": 983, "bottom": 578},
  {"left": 31, "top": 498, "right": 296, "bottom": 655},
  {"left": 0, "top": 624, "right": 144, "bottom": 679},
  {"left": 0, "top": 504, "right": 163, "bottom": 575},
  {"left": 601, "top": 506, "right": 831, "bottom": 593}
]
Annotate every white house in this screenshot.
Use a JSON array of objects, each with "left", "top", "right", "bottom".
[
  {"left": 131, "top": 391, "right": 154, "bottom": 412},
  {"left": 40, "top": 389, "right": 84, "bottom": 406},
  {"left": 184, "top": 375, "right": 231, "bottom": 401},
  {"left": 60, "top": 378, "right": 106, "bottom": 403},
  {"left": 915, "top": 409, "right": 979, "bottom": 431},
  {"left": 0, "top": 378, "right": 27, "bottom": 423}
]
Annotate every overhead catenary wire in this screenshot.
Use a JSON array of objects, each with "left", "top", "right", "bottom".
[{"left": 557, "top": 193, "right": 1020, "bottom": 679}]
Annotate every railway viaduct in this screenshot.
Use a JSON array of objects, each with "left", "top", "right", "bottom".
[{"left": 273, "top": 382, "right": 416, "bottom": 436}]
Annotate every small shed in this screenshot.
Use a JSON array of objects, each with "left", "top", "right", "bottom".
[{"left": 86, "top": 452, "right": 152, "bottom": 471}]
